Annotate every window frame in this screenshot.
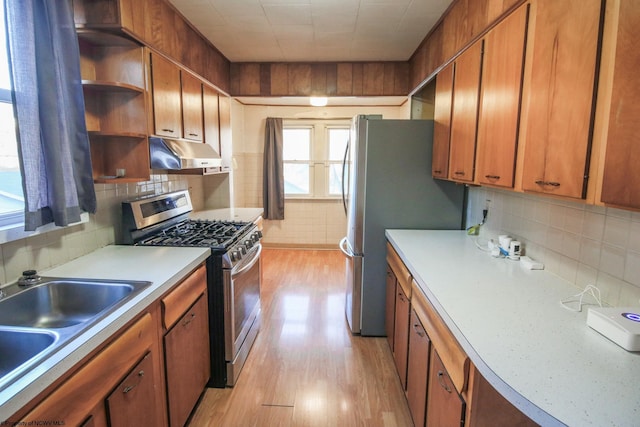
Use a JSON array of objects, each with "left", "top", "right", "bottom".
[{"left": 282, "top": 119, "right": 350, "bottom": 200}]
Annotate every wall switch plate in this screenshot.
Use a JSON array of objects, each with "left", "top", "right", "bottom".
[{"left": 587, "top": 307, "right": 640, "bottom": 351}]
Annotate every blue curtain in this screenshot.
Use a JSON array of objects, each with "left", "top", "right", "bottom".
[{"left": 4, "top": 0, "right": 96, "bottom": 231}]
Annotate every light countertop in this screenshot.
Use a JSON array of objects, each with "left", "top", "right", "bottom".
[
  {"left": 191, "top": 207, "right": 263, "bottom": 223},
  {"left": 0, "top": 245, "right": 210, "bottom": 420},
  {"left": 385, "top": 229, "right": 640, "bottom": 427}
]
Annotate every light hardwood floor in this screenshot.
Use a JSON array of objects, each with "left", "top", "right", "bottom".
[{"left": 188, "top": 248, "right": 413, "bottom": 427}]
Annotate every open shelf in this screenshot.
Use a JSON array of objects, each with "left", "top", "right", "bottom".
[{"left": 82, "top": 80, "right": 145, "bottom": 93}]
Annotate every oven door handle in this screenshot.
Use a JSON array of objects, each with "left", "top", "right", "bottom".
[{"left": 232, "top": 243, "right": 262, "bottom": 277}]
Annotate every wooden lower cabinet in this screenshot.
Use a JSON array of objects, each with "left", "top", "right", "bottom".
[
  {"left": 385, "top": 264, "right": 397, "bottom": 351},
  {"left": 427, "top": 349, "right": 466, "bottom": 427},
  {"left": 386, "top": 243, "right": 538, "bottom": 427},
  {"left": 11, "top": 263, "right": 210, "bottom": 427},
  {"left": 164, "top": 293, "right": 210, "bottom": 427},
  {"left": 18, "top": 313, "right": 166, "bottom": 426},
  {"left": 107, "top": 352, "right": 161, "bottom": 427},
  {"left": 392, "top": 283, "right": 410, "bottom": 390},
  {"left": 406, "top": 309, "right": 430, "bottom": 427}
]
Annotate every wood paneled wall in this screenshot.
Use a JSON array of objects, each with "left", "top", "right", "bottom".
[
  {"left": 230, "top": 62, "right": 409, "bottom": 97},
  {"left": 73, "top": 0, "right": 230, "bottom": 93},
  {"left": 409, "top": 0, "right": 524, "bottom": 92}
]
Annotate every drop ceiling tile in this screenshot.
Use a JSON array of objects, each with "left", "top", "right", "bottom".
[
  {"left": 358, "top": 3, "right": 409, "bottom": 24},
  {"left": 170, "top": 0, "right": 453, "bottom": 62},
  {"left": 263, "top": 4, "right": 313, "bottom": 26},
  {"left": 211, "top": 1, "right": 265, "bottom": 17}
]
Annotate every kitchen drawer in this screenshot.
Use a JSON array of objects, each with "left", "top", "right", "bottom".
[
  {"left": 411, "top": 280, "right": 469, "bottom": 394},
  {"left": 162, "top": 264, "right": 206, "bottom": 329},
  {"left": 386, "top": 242, "right": 412, "bottom": 298}
]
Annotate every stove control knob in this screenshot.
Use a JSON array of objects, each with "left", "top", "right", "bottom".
[
  {"left": 244, "top": 239, "right": 252, "bottom": 248},
  {"left": 234, "top": 249, "right": 243, "bottom": 260},
  {"left": 239, "top": 245, "right": 247, "bottom": 255}
]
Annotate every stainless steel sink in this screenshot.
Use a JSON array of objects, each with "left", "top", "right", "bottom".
[
  {"left": 0, "top": 276, "right": 151, "bottom": 392},
  {"left": 0, "top": 280, "right": 139, "bottom": 328},
  {"left": 0, "top": 329, "right": 56, "bottom": 377}
]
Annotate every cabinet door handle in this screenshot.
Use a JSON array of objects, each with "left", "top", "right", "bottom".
[
  {"left": 454, "top": 171, "right": 465, "bottom": 176},
  {"left": 437, "top": 370, "right": 452, "bottom": 393},
  {"left": 485, "top": 174, "right": 500, "bottom": 180},
  {"left": 413, "top": 322, "right": 425, "bottom": 337},
  {"left": 161, "top": 128, "right": 175, "bottom": 133},
  {"left": 434, "top": 169, "right": 442, "bottom": 174},
  {"left": 188, "top": 132, "right": 199, "bottom": 137},
  {"left": 122, "top": 370, "right": 145, "bottom": 394},
  {"left": 535, "top": 180, "right": 560, "bottom": 187}
]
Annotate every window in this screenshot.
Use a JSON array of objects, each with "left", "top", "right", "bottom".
[
  {"left": 283, "top": 127, "right": 312, "bottom": 195},
  {"left": 0, "top": 0, "right": 24, "bottom": 227},
  {"left": 282, "top": 121, "right": 350, "bottom": 198}
]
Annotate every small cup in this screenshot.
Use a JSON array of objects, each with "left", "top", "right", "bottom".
[{"left": 115, "top": 168, "right": 126, "bottom": 177}]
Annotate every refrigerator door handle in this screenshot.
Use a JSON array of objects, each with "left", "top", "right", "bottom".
[
  {"left": 339, "top": 237, "right": 352, "bottom": 257},
  {"left": 341, "top": 140, "right": 349, "bottom": 216}
]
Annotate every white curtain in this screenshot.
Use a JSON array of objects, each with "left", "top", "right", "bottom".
[{"left": 5, "top": 0, "right": 96, "bottom": 231}]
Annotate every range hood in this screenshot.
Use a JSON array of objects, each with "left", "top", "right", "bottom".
[{"left": 149, "top": 136, "right": 222, "bottom": 170}]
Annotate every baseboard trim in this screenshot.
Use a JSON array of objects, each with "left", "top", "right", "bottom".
[{"left": 261, "top": 242, "right": 339, "bottom": 250}]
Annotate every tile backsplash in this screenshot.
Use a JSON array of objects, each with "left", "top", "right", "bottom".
[
  {"left": 0, "top": 174, "right": 205, "bottom": 286},
  {"left": 466, "top": 187, "right": 640, "bottom": 307}
]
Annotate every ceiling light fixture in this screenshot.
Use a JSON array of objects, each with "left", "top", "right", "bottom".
[{"left": 309, "top": 96, "right": 328, "bottom": 107}]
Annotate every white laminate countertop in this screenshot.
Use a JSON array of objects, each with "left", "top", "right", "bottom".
[
  {"left": 190, "top": 207, "right": 263, "bottom": 223},
  {"left": 0, "top": 245, "right": 210, "bottom": 420},
  {"left": 385, "top": 230, "right": 640, "bottom": 427}
]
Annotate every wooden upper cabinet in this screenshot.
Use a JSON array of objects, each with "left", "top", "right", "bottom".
[
  {"left": 181, "top": 71, "right": 204, "bottom": 141},
  {"left": 448, "top": 41, "right": 483, "bottom": 183},
  {"left": 475, "top": 3, "right": 529, "bottom": 188},
  {"left": 203, "top": 85, "right": 221, "bottom": 158},
  {"left": 600, "top": 0, "right": 640, "bottom": 209},
  {"left": 520, "top": 0, "right": 603, "bottom": 199},
  {"left": 150, "top": 53, "right": 182, "bottom": 138},
  {"left": 432, "top": 63, "right": 454, "bottom": 179}
]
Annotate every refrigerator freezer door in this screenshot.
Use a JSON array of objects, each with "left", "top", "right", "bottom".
[{"left": 340, "top": 237, "right": 362, "bottom": 334}]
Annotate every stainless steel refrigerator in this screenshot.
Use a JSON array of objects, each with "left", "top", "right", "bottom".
[{"left": 339, "top": 115, "right": 465, "bottom": 336}]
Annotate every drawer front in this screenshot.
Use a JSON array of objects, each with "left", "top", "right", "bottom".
[
  {"left": 412, "top": 280, "right": 469, "bottom": 394},
  {"left": 162, "top": 264, "right": 207, "bottom": 329},
  {"left": 386, "top": 242, "right": 412, "bottom": 298}
]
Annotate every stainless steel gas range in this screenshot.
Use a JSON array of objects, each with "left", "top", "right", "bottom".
[{"left": 122, "top": 190, "right": 262, "bottom": 387}]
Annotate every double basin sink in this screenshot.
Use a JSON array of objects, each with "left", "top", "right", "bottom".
[{"left": 0, "top": 275, "right": 151, "bottom": 392}]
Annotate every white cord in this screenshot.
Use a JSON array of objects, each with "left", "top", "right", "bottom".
[
  {"left": 473, "top": 236, "right": 492, "bottom": 252},
  {"left": 560, "top": 284, "right": 603, "bottom": 312}
]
